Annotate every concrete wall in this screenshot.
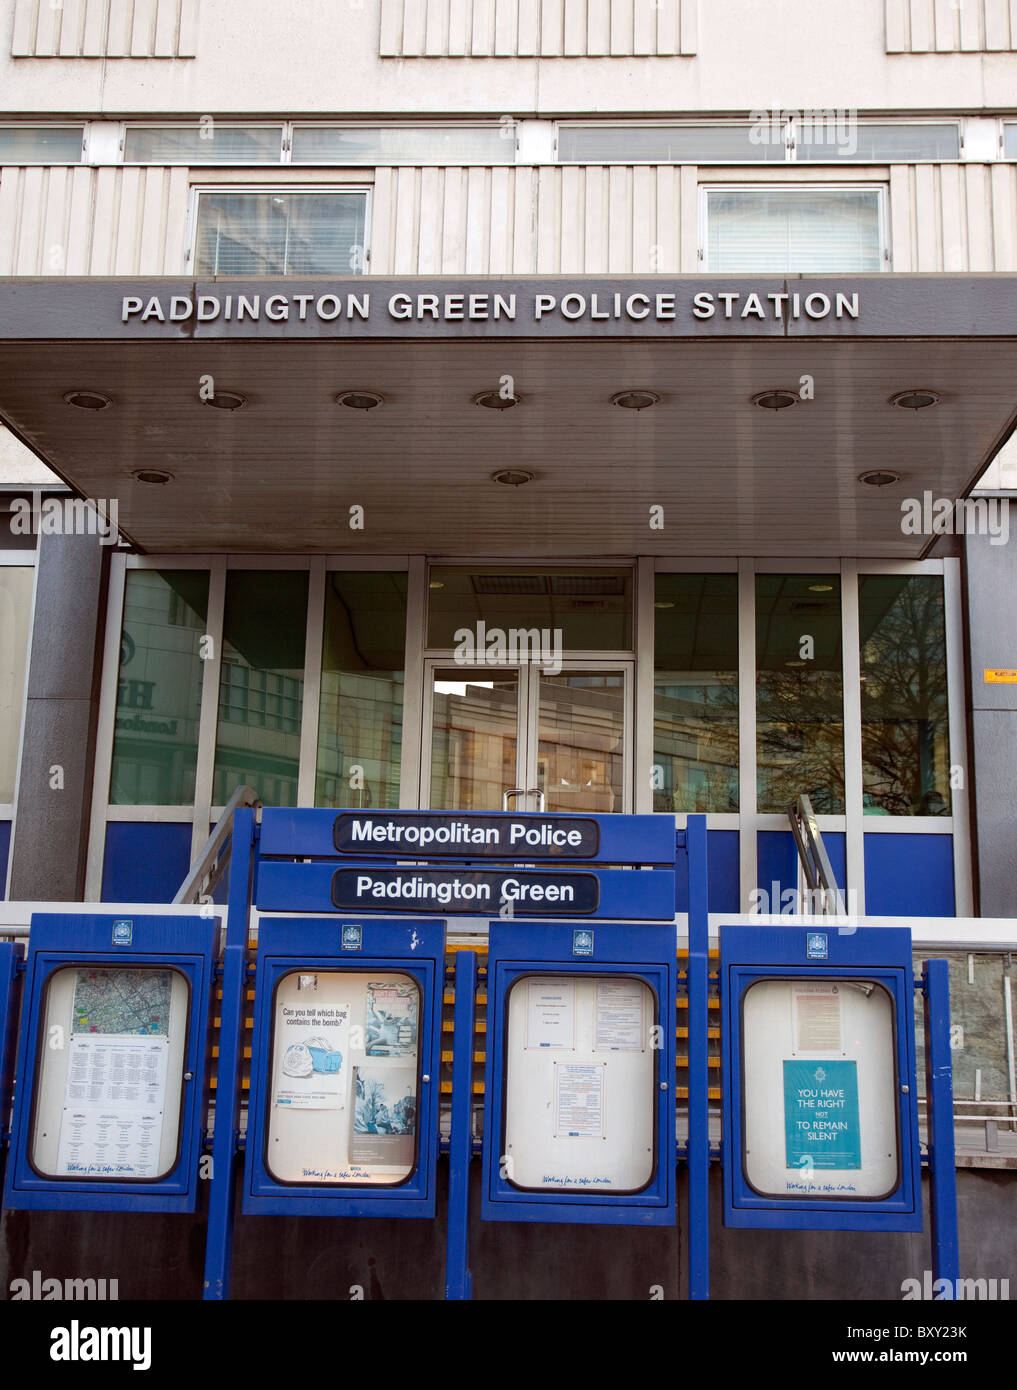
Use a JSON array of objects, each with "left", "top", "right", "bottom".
[
  {"left": 7, "top": 530, "right": 107, "bottom": 902},
  {"left": 3, "top": 0, "right": 1017, "bottom": 113},
  {"left": 965, "top": 525, "right": 1017, "bottom": 918}
]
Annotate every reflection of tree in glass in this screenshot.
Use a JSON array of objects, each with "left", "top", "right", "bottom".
[
  {"left": 860, "top": 579, "right": 949, "bottom": 816},
  {"left": 653, "top": 674, "right": 740, "bottom": 812},
  {"left": 756, "top": 667, "right": 845, "bottom": 814}
]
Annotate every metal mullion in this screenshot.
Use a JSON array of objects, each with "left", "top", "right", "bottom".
[
  {"left": 190, "top": 559, "right": 226, "bottom": 864},
  {"left": 841, "top": 560, "right": 866, "bottom": 914},
  {"left": 635, "top": 557, "right": 655, "bottom": 814},
  {"left": 84, "top": 551, "right": 127, "bottom": 902},
  {"left": 296, "top": 556, "right": 325, "bottom": 807},
  {"left": 944, "top": 557, "right": 974, "bottom": 915},
  {"left": 521, "top": 662, "right": 538, "bottom": 810},
  {"left": 400, "top": 556, "right": 427, "bottom": 809},
  {"left": 738, "top": 560, "right": 757, "bottom": 911}
]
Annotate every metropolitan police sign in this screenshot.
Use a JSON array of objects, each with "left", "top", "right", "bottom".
[{"left": 333, "top": 811, "right": 601, "bottom": 859}]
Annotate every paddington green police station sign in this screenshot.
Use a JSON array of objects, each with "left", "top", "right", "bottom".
[{"left": 2, "top": 275, "right": 1014, "bottom": 341}]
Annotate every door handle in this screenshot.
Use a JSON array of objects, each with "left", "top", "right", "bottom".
[
  {"left": 502, "top": 788, "right": 527, "bottom": 811},
  {"left": 527, "top": 789, "right": 546, "bottom": 812}
]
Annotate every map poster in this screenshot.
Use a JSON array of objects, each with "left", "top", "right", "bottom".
[
  {"left": 365, "top": 980, "right": 419, "bottom": 1057},
  {"left": 554, "top": 1061, "right": 606, "bottom": 1139},
  {"left": 783, "top": 1059, "right": 862, "bottom": 1170},
  {"left": 350, "top": 1064, "right": 416, "bottom": 1167},
  {"left": 273, "top": 999, "right": 351, "bottom": 1110},
  {"left": 55, "top": 1035, "right": 169, "bottom": 1177},
  {"left": 72, "top": 968, "right": 173, "bottom": 1037}
]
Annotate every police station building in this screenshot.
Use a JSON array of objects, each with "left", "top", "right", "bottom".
[{"left": 0, "top": 0, "right": 1015, "bottom": 1303}]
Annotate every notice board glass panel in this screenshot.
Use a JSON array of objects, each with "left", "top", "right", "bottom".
[
  {"left": 503, "top": 975, "right": 656, "bottom": 1192},
  {"left": 31, "top": 965, "right": 190, "bottom": 1181},
  {"left": 266, "top": 970, "right": 421, "bottom": 1186},
  {"left": 741, "top": 978, "right": 899, "bottom": 1200}
]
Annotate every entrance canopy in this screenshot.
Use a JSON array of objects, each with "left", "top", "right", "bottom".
[{"left": 0, "top": 275, "right": 1014, "bottom": 557}]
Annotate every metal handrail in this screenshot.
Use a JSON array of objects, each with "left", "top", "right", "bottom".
[
  {"left": 787, "top": 793, "right": 844, "bottom": 916},
  {"left": 172, "top": 784, "right": 260, "bottom": 906}
]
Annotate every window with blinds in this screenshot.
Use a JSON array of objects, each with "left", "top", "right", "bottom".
[
  {"left": 0, "top": 126, "right": 83, "bottom": 163},
  {"left": 124, "top": 125, "right": 284, "bottom": 164},
  {"left": 796, "top": 121, "right": 960, "bottom": 162},
  {"left": 558, "top": 124, "right": 786, "bottom": 164},
  {"left": 192, "top": 190, "right": 369, "bottom": 276},
  {"left": 703, "top": 187, "right": 886, "bottom": 273},
  {"left": 291, "top": 124, "right": 512, "bottom": 165}
]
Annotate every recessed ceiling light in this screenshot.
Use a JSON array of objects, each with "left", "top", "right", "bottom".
[
  {"left": 785, "top": 659, "right": 808, "bottom": 667},
  {"left": 889, "top": 389, "right": 940, "bottom": 410},
  {"left": 64, "top": 390, "right": 112, "bottom": 411},
  {"left": 808, "top": 584, "right": 834, "bottom": 593},
  {"left": 751, "top": 389, "right": 799, "bottom": 411},
  {"left": 611, "top": 390, "right": 660, "bottom": 411},
  {"left": 858, "top": 470, "right": 901, "bottom": 487},
  {"left": 203, "top": 390, "right": 247, "bottom": 411},
  {"left": 473, "top": 390, "right": 521, "bottom": 410},
  {"left": 336, "top": 390, "right": 385, "bottom": 410},
  {"left": 491, "top": 469, "right": 534, "bottom": 486},
  {"left": 132, "top": 469, "right": 174, "bottom": 485},
  {"left": 654, "top": 601, "right": 675, "bottom": 609},
  {"left": 429, "top": 580, "right": 445, "bottom": 590}
]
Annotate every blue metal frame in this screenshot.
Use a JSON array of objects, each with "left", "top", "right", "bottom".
[
  {"left": 720, "top": 924, "right": 922, "bottom": 1232},
  {"left": 259, "top": 808, "right": 677, "bottom": 865},
  {"left": 445, "top": 949, "right": 477, "bottom": 1300},
  {"left": 923, "top": 958, "right": 960, "bottom": 1293},
  {"left": 0, "top": 940, "right": 25, "bottom": 1150},
  {"left": 256, "top": 861, "right": 675, "bottom": 920},
  {"left": 4, "top": 913, "right": 217, "bottom": 1214},
  {"left": 242, "top": 916, "right": 445, "bottom": 1218},
  {"left": 683, "top": 817, "right": 711, "bottom": 1299},
  {"left": 203, "top": 805, "right": 256, "bottom": 1301},
  {"left": 481, "top": 920, "right": 678, "bottom": 1227}
]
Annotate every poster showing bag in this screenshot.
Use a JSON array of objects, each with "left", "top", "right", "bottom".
[
  {"left": 273, "top": 999, "right": 351, "bottom": 1110},
  {"left": 365, "top": 981, "right": 419, "bottom": 1057}
]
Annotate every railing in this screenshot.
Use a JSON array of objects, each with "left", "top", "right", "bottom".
[
  {"left": 787, "top": 793, "right": 844, "bottom": 916},
  {"left": 172, "top": 785, "right": 260, "bottom": 906}
]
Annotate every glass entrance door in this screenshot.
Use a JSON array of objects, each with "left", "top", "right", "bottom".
[{"left": 422, "top": 663, "right": 631, "bottom": 813}]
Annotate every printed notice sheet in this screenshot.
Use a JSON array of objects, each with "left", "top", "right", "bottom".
[
  {"left": 526, "top": 980, "right": 576, "bottom": 1049},
  {"left": 554, "top": 1062, "right": 606, "bottom": 1138},
  {"left": 792, "top": 982, "right": 844, "bottom": 1053},
  {"left": 56, "top": 1034, "right": 169, "bottom": 1177},
  {"left": 594, "top": 980, "right": 644, "bottom": 1051},
  {"left": 273, "top": 998, "right": 351, "bottom": 1110}
]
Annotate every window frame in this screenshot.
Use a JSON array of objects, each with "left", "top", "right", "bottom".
[
  {"left": 698, "top": 181, "right": 890, "bottom": 273},
  {"left": 289, "top": 121, "right": 515, "bottom": 166},
  {"left": 121, "top": 122, "right": 287, "bottom": 166},
  {"left": 186, "top": 184, "right": 373, "bottom": 275},
  {"left": 0, "top": 124, "right": 85, "bottom": 165}
]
